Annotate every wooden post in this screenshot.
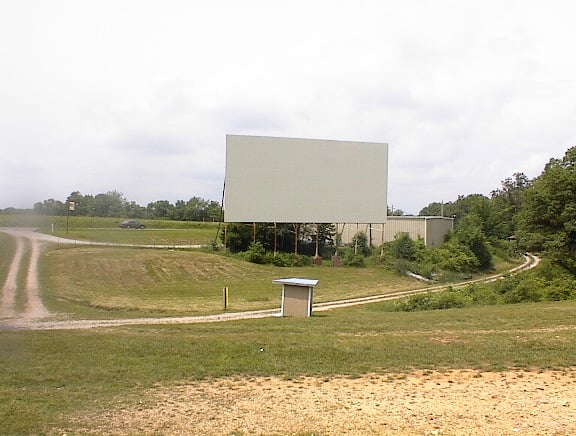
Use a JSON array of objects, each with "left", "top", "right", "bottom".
[
  {"left": 369, "top": 223, "right": 373, "bottom": 248},
  {"left": 315, "top": 223, "right": 319, "bottom": 258},
  {"left": 274, "top": 222, "right": 277, "bottom": 256},
  {"left": 380, "top": 223, "right": 384, "bottom": 256},
  {"left": 293, "top": 223, "right": 298, "bottom": 254},
  {"left": 223, "top": 286, "right": 229, "bottom": 309},
  {"left": 335, "top": 223, "right": 340, "bottom": 257}
]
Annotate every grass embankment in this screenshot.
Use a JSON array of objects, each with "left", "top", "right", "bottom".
[
  {"left": 40, "top": 246, "right": 420, "bottom": 319},
  {"left": 1, "top": 301, "right": 575, "bottom": 434}
]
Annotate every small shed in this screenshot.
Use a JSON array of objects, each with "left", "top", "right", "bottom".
[{"left": 272, "top": 278, "right": 319, "bottom": 317}]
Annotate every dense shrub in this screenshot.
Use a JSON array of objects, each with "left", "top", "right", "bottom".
[
  {"left": 344, "top": 252, "right": 366, "bottom": 267},
  {"left": 544, "top": 280, "right": 576, "bottom": 300},
  {"left": 272, "top": 252, "right": 311, "bottom": 267},
  {"left": 408, "top": 261, "right": 437, "bottom": 280},
  {"left": 394, "top": 258, "right": 411, "bottom": 275},
  {"left": 349, "top": 232, "right": 371, "bottom": 256},
  {"left": 457, "top": 283, "right": 499, "bottom": 305},
  {"left": 435, "top": 290, "right": 467, "bottom": 309},
  {"left": 394, "top": 263, "right": 576, "bottom": 312},
  {"left": 394, "top": 288, "right": 468, "bottom": 311},
  {"left": 392, "top": 232, "right": 417, "bottom": 260},
  {"left": 225, "top": 223, "right": 253, "bottom": 253},
  {"left": 242, "top": 242, "right": 267, "bottom": 264}
]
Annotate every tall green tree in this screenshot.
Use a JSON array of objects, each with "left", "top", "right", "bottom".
[
  {"left": 66, "top": 191, "right": 92, "bottom": 215},
  {"left": 33, "top": 199, "right": 66, "bottom": 215},
  {"left": 452, "top": 213, "right": 493, "bottom": 270},
  {"left": 517, "top": 146, "right": 576, "bottom": 272},
  {"left": 387, "top": 206, "right": 404, "bottom": 216},
  {"left": 146, "top": 200, "right": 174, "bottom": 219},
  {"left": 223, "top": 223, "right": 254, "bottom": 253},
  {"left": 490, "top": 172, "right": 531, "bottom": 238},
  {"left": 420, "top": 194, "right": 502, "bottom": 239},
  {"left": 419, "top": 201, "right": 455, "bottom": 217},
  {"left": 92, "top": 191, "right": 126, "bottom": 217}
]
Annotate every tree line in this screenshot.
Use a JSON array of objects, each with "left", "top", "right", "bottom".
[
  {"left": 418, "top": 145, "right": 576, "bottom": 276},
  {"left": 5, "top": 145, "right": 576, "bottom": 276},
  {"left": 30, "top": 190, "right": 222, "bottom": 222}
]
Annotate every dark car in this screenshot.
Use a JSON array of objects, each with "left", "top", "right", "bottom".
[{"left": 119, "top": 220, "right": 146, "bottom": 229}]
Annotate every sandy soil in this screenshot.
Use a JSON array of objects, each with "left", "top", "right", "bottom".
[{"left": 65, "top": 369, "right": 576, "bottom": 435}]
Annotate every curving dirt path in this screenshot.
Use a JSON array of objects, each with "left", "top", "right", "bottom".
[
  {"left": 0, "top": 234, "right": 23, "bottom": 317},
  {"left": 0, "top": 227, "right": 539, "bottom": 331},
  {"left": 0, "top": 229, "right": 50, "bottom": 320}
]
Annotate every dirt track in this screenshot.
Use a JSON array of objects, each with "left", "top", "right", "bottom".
[{"left": 0, "top": 228, "right": 49, "bottom": 320}]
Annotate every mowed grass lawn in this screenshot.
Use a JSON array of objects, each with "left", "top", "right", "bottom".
[
  {"left": 55, "top": 228, "right": 217, "bottom": 246},
  {"left": 1, "top": 301, "right": 576, "bottom": 434},
  {"left": 0, "top": 226, "right": 575, "bottom": 434},
  {"left": 40, "top": 245, "right": 421, "bottom": 319}
]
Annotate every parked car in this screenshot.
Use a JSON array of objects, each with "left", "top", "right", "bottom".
[{"left": 119, "top": 220, "right": 146, "bottom": 229}]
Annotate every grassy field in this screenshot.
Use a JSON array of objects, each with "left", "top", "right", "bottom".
[
  {"left": 1, "top": 223, "right": 574, "bottom": 434},
  {"left": 0, "top": 215, "right": 222, "bottom": 246},
  {"left": 1, "top": 301, "right": 575, "bottom": 434},
  {"left": 50, "top": 227, "right": 219, "bottom": 246},
  {"left": 0, "top": 218, "right": 523, "bottom": 320},
  {"left": 54, "top": 216, "right": 221, "bottom": 246}
]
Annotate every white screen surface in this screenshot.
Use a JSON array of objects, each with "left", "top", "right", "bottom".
[{"left": 224, "top": 135, "right": 388, "bottom": 223}]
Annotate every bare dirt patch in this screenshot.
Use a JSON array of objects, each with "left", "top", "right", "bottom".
[{"left": 68, "top": 369, "right": 576, "bottom": 435}]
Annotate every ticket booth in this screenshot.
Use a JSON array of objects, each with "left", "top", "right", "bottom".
[{"left": 272, "top": 278, "right": 319, "bottom": 317}]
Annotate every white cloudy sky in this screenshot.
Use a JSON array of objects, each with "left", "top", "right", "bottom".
[{"left": 1, "top": 1, "right": 576, "bottom": 214}]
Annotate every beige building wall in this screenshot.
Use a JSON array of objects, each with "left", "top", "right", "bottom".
[
  {"left": 424, "top": 217, "right": 454, "bottom": 248},
  {"left": 337, "top": 216, "right": 453, "bottom": 248}
]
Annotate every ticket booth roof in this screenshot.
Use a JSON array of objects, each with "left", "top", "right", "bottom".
[{"left": 272, "top": 278, "right": 319, "bottom": 287}]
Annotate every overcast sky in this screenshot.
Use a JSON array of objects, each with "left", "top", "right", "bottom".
[{"left": 1, "top": 1, "right": 576, "bottom": 214}]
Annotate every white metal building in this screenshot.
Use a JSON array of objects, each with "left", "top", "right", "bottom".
[{"left": 337, "top": 216, "right": 454, "bottom": 248}]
